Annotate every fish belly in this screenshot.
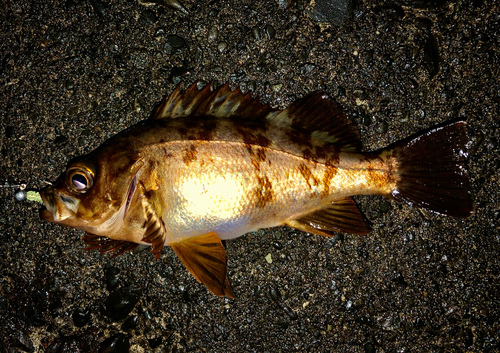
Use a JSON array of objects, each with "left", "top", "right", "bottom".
[{"left": 152, "top": 140, "right": 344, "bottom": 241}]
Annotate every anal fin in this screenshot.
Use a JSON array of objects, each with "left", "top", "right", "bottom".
[
  {"left": 169, "top": 232, "right": 234, "bottom": 298},
  {"left": 286, "top": 197, "right": 371, "bottom": 236}
]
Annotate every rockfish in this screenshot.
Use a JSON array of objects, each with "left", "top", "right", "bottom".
[{"left": 40, "top": 82, "right": 473, "bottom": 297}]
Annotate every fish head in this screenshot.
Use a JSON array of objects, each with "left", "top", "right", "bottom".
[{"left": 40, "top": 148, "right": 143, "bottom": 237}]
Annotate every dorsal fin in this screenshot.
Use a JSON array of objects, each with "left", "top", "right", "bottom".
[
  {"left": 152, "top": 81, "right": 277, "bottom": 120},
  {"left": 269, "top": 92, "right": 361, "bottom": 151},
  {"left": 153, "top": 82, "right": 360, "bottom": 151}
]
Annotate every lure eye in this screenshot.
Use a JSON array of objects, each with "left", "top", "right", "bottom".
[{"left": 66, "top": 167, "right": 94, "bottom": 194}]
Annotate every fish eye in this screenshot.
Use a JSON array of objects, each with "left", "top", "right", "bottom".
[{"left": 66, "top": 167, "right": 94, "bottom": 194}]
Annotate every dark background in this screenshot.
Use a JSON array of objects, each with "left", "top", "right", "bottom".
[{"left": 1, "top": 0, "right": 499, "bottom": 351}]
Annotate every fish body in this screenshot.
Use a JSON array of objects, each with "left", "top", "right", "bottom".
[{"left": 40, "top": 82, "right": 473, "bottom": 297}]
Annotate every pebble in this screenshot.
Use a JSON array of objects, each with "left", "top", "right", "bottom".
[
  {"left": 269, "top": 286, "right": 281, "bottom": 302},
  {"left": 104, "top": 265, "right": 120, "bottom": 291},
  {"left": 217, "top": 41, "right": 227, "bottom": 52},
  {"left": 265, "top": 25, "right": 276, "bottom": 40},
  {"left": 121, "top": 315, "right": 138, "bottom": 331},
  {"left": 208, "top": 26, "right": 218, "bottom": 42},
  {"left": 14, "top": 331, "right": 33, "bottom": 352},
  {"left": 154, "top": 27, "right": 165, "bottom": 38},
  {"left": 153, "top": 0, "right": 189, "bottom": 15},
  {"left": 376, "top": 121, "right": 388, "bottom": 134},
  {"left": 98, "top": 333, "right": 130, "bottom": 353},
  {"left": 301, "top": 63, "right": 316, "bottom": 74},
  {"left": 364, "top": 342, "right": 376, "bottom": 353},
  {"left": 139, "top": 9, "right": 157, "bottom": 27},
  {"left": 148, "top": 337, "right": 162, "bottom": 349},
  {"left": 103, "top": 287, "right": 141, "bottom": 321},
  {"left": 72, "top": 306, "right": 91, "bottom": 327},
  {"left": 379, "top": 201, "right": 391, "bottom": 213},
  {"left": 5, "top": 125, "right": 14, "bottom": 138},
  {"left": 308, "top": 0, "right": 353, "bottom": 26},
  {"left": 252, "top": 26, "right": 261, "bottom": 41},
  {"left": 166, "top": 34, "right": 187, "bottom": 49},
  {"left": 271, "top": 83, "right": 283, "bottom": 93},
  {"left": 265, "top": 253, "right": 273, "bottom": 263}
]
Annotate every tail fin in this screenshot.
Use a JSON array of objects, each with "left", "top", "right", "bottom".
[{"left": 386, "top": 120, "right": 473, "bottom": 218}]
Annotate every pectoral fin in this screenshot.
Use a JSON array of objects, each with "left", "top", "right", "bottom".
[
  {"left": 169, "top": 232, "right": 234, "bottom": 298},
  {"left": 82, "top": 232, "right": 139, "bottom": 257},
  {"left": 141, "top": 188, "right": 167, "bottom": 260},
  {"left": 286, "top": 197, "right": 371, "bottom": 236}
]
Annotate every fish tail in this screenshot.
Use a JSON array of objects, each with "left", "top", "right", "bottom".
[{"left": 385, "top": 120, "right": 473, "bottom": 218}]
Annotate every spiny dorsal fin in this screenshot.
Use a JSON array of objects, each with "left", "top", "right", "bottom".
[
  {"left": 141, "top": 190, "right": 167, "bottom": 259},
  {"left": 82, "top": 232, "right": 139, "bottom": 257},
  {"left": 152, "top": 81, "right": 277, "bottom": 120},
  {"left": 169, "top": 232, "right": 234, "bottom": 298},
  {"left": 285, "top": 197, "right": 370, "bottom": 236},
  {"left": 268, "top": 92, "right": 361, "bottom": 151}
]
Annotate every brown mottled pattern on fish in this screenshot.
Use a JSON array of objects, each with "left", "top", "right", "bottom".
[{"left": 40, "top": 82, "right": 473, "bottom": 298}]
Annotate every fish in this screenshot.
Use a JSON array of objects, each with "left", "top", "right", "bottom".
[{"left": 40, "top": 81, "right": 474, "bottom": 298}]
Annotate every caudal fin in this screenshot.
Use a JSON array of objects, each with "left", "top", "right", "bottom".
[{"left": 386, "top": 120, "right": 473, "bottom": 218}]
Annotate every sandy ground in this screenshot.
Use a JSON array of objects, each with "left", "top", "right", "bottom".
[{"left": 1, "top": 0, "right": 499, "bottom": 351}]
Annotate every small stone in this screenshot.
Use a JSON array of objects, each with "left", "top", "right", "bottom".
[
  {"left": 166, "top": 34, "right": 187, "bottom": 49},
  {"left": 72, "top": 307, "right": 91, "bottom": 327},
  {"left": 99, "top": 333, "right": 130, "bottom": 353},
  {"left": 217, "top": 41, "right": 227, "bottom": 52},
  {"left": 103, "top": 287, "right": 141, "bottom": 321},
  {"left": 121, "top": 315, "right": 139, "bottom": 331},
  {"left": 271, "top": 83, "right": 283, "bottom": 92},
  {"left": 139, "top": 9, "right": 157, "bottom": 26},
  {"left": 364, "top": 342, "right": 376, "bottom": 353},
  {"left": 379, "top": 201, "right": 391, "bottom": 213},
  {"left": 376, "top": 121, "right": 388, "bottom": 134},
  {"left": 148, "top": 337, "right": 162, "bottom": 349},
  {"left": 14, "top": 331, "right": 34, "bottom": 352},
  {"left": 308, "top": 0, "right": 353, "bottom": 26},
  {"left": 252, "top": 26, "right": 261, "bottom": 41},
  {"left": 301, "top": 63, "right": 316, "bottom": 74},
  {"left": 264, "top": 25, "right": 276, "bottom": 40},
  {"left": 208, "top": 26, "right": 218, "bottom": 42},
  {"left": 154, "top": 27, "right": 165, "bottom": 38},
  {"left": 151, "top": 0, "right": 189, "bottom": 14},
  {"left": 265, "top": 253, "right": 273, "bottom": 263},
  {"left": 269, "top": 286, "right": 281, "bottom": 302},
  {"left": 105, "top": 265, "right": 120, "bottom": 291},
  {"left": 133, "top": 97, "right": 144, "bottom": 113}
]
